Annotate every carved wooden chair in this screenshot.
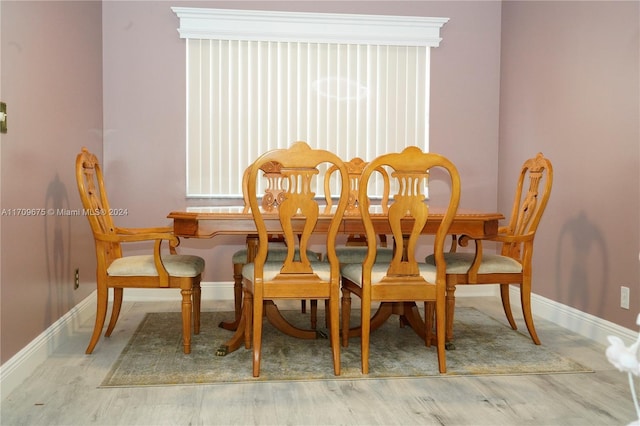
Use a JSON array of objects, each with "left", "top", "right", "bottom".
[
  {"left": 229, "top": 162, "right": 321, "bottom": 329},
  {"left": 241, "top": 141, "right": 350, "bottom": 377},
  {"left": 301, "top": 157, "right": 396, "bottom": 328},
  {"left": 76, "top": 147, "right": 205, "bottom": 354},
  {"left": 426, "top": 152, "right": 553, "bottom": 345},
  {"left": 324, "top": 157, "right": 395, "bottom": 265},
  {"left": 340, "top": 147, "right": 461, "bottom": 374}
]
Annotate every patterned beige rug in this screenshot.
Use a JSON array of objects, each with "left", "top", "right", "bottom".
[{"left": 100, "top": 307, "right": 592, "bottom": 387}]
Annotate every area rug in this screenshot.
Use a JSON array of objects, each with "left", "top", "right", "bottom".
[{"left": 100, "top": 307, "right": 592, "bottom": 387}]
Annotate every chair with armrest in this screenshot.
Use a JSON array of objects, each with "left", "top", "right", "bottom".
[
  {"left": 241, "top": 141, "right": 350, "bottom": 377},
  {"left": 425, "top": 152, "right": 553, "bottom": 345},
  {"left": 340, "top": 147, "right": 461, "bottom": 374},
  {"left": 76, "top": 147, "right": 205, "bottom": 354}
]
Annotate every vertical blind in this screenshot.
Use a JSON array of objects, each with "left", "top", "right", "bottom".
[
  {"left": 187, "top": 40, "right": 431, "bottom": 197},
  {"left": 173, "top": 8, "right": 448, "bottom": 198}
]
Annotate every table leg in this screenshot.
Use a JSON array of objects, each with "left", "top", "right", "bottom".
[
  {"left": 346, "top": 302, "right": 428, "bottom": 340},
  {"left": 216, "top": 305, "right": 247, "bottom": 356},
  {"left": 218, "top": 234, "right": 259, "bottom": 331},
  {"left": 218, "top": 266, "right": 243, "bottom": 331},
  {"left": 346, "top": 302, "right": 391, "bottom": 338},
  {"left": 216, "top": 300, "right": 325, "bottom": 356},
  {"left": 264, "top": 301, "right": 326, "bottom": 339}
]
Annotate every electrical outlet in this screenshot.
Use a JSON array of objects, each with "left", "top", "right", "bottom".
[
  {"left": 621, "top": 286, "right": 630, "bottom": 310},
  {"left": 0, "top": 102, "right": 6, "bottom": 134},
  {"left": 74, "top": 268, "right": 80, "bottom": 290}
]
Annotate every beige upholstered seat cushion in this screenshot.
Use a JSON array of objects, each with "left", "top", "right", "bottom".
[
  {"left": 233, "top": 248, "right": 320, "bottom": 264},
  {"left": 334, "top": 247, "right": 395, "bottom": 264},
  {"left": 231, "top": 241, "right": 287, "bottom": 263},
  {"left": 107, "top": 255, "right": 205, "bottom": 278},
  {"left": 424, "top": 252, "right": 522, "bottom": 274},
  {"left": 340, "top": 262, "right": 437, "bottom": 285},
  {"left": 242, "top": 261, "right": 331, "bottom": 282}
]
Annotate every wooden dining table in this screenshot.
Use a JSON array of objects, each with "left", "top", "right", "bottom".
[{"left": 168, "top": 205, "right": 504, "bottom": 355}]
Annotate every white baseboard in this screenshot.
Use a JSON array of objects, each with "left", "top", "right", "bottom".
[
  {"left": 1, "top": 282, "right": 635, "bottom": 402},
  {"left": 117, "top": 281, "right": 236, "bottom": 302},
  {"left": 0, "top": 294, "right": 97, "bottom": 402},
  {"left": 513, "top": 286, "right": 637, "bottom": 347}
]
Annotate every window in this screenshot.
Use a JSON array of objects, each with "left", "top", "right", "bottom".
[{"left": 173, "top": 8, "right": 448, "bottom": 198}]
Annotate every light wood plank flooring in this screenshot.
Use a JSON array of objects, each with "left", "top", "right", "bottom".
[{"left": 1, "top": 297, "right": 636, "bottom": 426}]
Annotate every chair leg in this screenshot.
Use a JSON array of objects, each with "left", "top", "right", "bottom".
[
  {"left": 105, "top": 287, "right": 123, "bottom": 337},
  {"left": 435, "top": 297, "right": 447, "bottom": 373},
  {"left": 341, "top": 288, "right": 352, "bottom": 347},
  {"left": 424, "top": 301, "right": 434, "bottom": 347},
  {"left": 328, "top": 296, "right": 340, "bottom": 376},
  {"left": 86, "top": 284, "right": 109, "bottom": 354},
  {"left": 361, "top": 300, "right": 371, "bottom": 374},
  {"left": 310, "top": 300, "right": 318, "bottom": 329},
  {"left": 232, "top": 263, "right": 244, "bottom": 323},
  {"left": 193, "top": 282, "right": 201, "bottom": 335},
  {"left": 499, "top": 283, "right": 517, "bottom": 330},
  {"left": 181, "top": 288, "right": 193, "bottom": 354},
  {"left": 304, "top": 299, "right": 321, "bottom": 330},
  {"left": 519, "top": 281, "right": 541, "bottom": 345},
  {"left": 252, "top": 294, "right": 264, "bottom": 377},
  {"left": 325, "top": 300, "right": 330, "bottom": 328},
  {"left": 243, "top": 288, "right": 253, "bottom": 349}
]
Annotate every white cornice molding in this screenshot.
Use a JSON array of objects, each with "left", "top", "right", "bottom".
[{"left": 171, "top": 7, "right": 448, "bottom": 47}]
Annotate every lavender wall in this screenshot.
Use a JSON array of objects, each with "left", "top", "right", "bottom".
[
  {"left": 0, "top": 1, "right": 103, "bottom": 363},
  {"left": 499, "top": 0, "right": 640, "bottom": 328}
]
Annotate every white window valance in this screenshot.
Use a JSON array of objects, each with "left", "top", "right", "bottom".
[{"left": 172, "top": 8, "right": 448, "bottom": 47}]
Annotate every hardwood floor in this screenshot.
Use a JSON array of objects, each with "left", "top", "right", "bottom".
[{"left": 1, "top": 296, "right": 636, "bottom": 426}]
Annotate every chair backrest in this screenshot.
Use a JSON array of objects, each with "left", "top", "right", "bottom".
[
  {"left": 323, "top": 157, "right": 390, "bottom": 215},
  {"left": 324, "top": 157, "right": 390, "bottom": 247},
  {"left": 359, "top": 147, "right": 461, "bottom": 281},
  {"left": 242, "top": 160, "right": 286, "bottom": 212},
  {"left": 502, "top": 152, "right": 553, "bottom": 258},
  {"left": 246, "top": 141, "right": 350, "bottom": 278},
  {"left": 75, "top": 147, "right": 122, "bottom": 267}
]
